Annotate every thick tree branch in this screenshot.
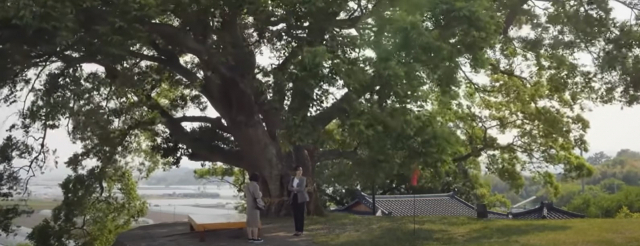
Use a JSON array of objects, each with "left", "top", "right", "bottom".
[
  {"left": 310, "top": 90, "right": 360, "bottom": 129},
  {"left": 452, "top": 123, "right": 490, "bottom": 163},
  {"left": 175, "top": 116, "right": 230, "bottom": 134},
  {"left": 95, "top": 61, "right": 243, "bottom": 168},
  {"left": 186, "top": 145, "right": 244, "bottom": 165},
  {"left": 146, "top": 98, "right": 245, "bottom": 167},
  {"left": 127, "top": 50, "right": 201, "bottom": 84},
  {"left": 490, "top": 63, "right": 529, "bottom": 82},
  {"left": 452, "top": 147, "right": 488, "bottom": 163},
  {"left": 145, "top": 22, "right": 208, "bottom": 58}
]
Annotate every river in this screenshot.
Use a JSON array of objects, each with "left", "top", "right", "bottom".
[{"left": 1, "top": 185, "right": 243, "bottom": 245}]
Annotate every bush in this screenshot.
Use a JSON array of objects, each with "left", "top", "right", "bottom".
[
  {"left": 566, "top": 186, "right": 640, "bottom": 218},
  {"left": 615, "top": 206, "right": 640, "bottom": 219}
]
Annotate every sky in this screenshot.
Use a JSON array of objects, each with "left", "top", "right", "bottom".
[{"left": 1, "top": 1, "right": 638, "bottom": 180}]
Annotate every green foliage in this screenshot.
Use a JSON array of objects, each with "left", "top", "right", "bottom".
[
  {"left": 566, "top": 186, "right": 640, "bottom": 218},
  {"left": 586, "top": 150, "right": 640, "bottom": 186},
  {"left": 27, "top": 167, "right": 147, "bottom": 246},
  {"left": 1, "top": 0, "right": 639, "bottom": 244},
  {"left": 598, "top": 178, "right": 625, "bottom": 194},
  {"left": 615, "top": 206, "right": 640, "bottom": 219},
  {"left": 479, "top": 192, "right": 511, "bottom": 211},
  {"left": 193, "top": 165, "right": 247, "bottom": 213},
  {"left": 194, "top": 165, "right": 246, "bottom": 194},
  {"left": 488, "top": 149, "right": 640, "bottom": 216},
  {"left": 550, "top": 183, "right": 586, "bottom": 207},
  {"left": 586, "top": 151, "right": 612, "bottom": 166}
]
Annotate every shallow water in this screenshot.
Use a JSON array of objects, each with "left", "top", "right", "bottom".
[
  {"left": 0, "top": 226, "right": 31, "bottom": 246},
  {"left": 26, "top": 185, "right": 242, "bottom": 200},
  {"left": 25, "top": 186, "right": 242, "bottom": 217},
  {"left": 5, "top": 186, "right": 243, "bottom": 245},
  {"left": 149, "top": 205, "right": 238, "bottom": 216}
]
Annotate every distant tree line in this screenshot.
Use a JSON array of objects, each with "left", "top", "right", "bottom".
[
  {"left": 487, "top": 149, "right": 640, "bottom": 218},
  {"left": 141, "top": 168, "right": 204, "bottom": 186}
]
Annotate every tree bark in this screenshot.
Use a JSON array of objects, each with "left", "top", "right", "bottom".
[
  {"left": 229, "top": 122, "right": 328, "bottom": 217},
  {"left": 292, "top": 145, "right": 326, "bottom": 217}
]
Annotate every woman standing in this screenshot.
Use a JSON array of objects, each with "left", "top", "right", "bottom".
[
  {"left": 288, "top": 165, "right": 309, "bottom": 236},
  {"left": 245, "top": 173, "right": 264, "bottom": 243}
]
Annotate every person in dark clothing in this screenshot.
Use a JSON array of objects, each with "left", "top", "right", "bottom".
[{"left": 288, "top": 165, "right": 309, "bottom": 236}]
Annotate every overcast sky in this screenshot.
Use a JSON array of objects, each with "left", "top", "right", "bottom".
[{"left": 1, "top": 1, "right": 637, "bottom": 180}]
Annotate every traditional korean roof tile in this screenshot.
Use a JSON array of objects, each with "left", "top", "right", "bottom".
[
  {"left": 333, "top": 191, "right": 584, "bottom": 220},
  {"left": 334, "top": 191, "right": 509, "bottom": 218},
  {"left": 509, "top": 202, "right": 586, "bottom": 220}
]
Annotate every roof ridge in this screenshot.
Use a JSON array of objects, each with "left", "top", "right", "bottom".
[
  {"left": 546, "top": 204, "right": 586, "bottom": 218},
  {"left": 510, "top": 201, "right": 585, "bottom": 219},
  {"left": 356, "top": 191, "right": 390, "bottom": 215},
  {"left": 451, "top": 195, "right": 476, "bottom": 210},
  {"left": 361, "top": 192, "right": 454, "bottom": 199},
  {"left": 510, "top": 204, "right": 543, "bottom": 216}
]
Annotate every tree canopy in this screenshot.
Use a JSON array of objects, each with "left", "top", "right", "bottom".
[{"left": 1, "top": 0, "right": 640, "bottom": 245}]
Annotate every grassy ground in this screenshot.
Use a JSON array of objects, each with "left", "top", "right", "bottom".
[
  {"left": 307, "top": 214, "right": 640, "bottom": 246},
  {"left": 0, "top": 199, "right": 59, "bottom": 210}
]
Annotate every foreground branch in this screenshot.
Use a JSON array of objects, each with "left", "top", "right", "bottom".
[
  {"left": 95, "top": 62, "right": 244, "bottom": 168},
  {"left": 146, "top": 98, "right": 245, "bottom": 167},
  {"left": 175, "top": 116, "right": 230, "bottom": 134}
]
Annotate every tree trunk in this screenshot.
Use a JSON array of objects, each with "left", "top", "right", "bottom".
[
  {"left": 231, "top": 123, "right": 286, "bottom": 216},
  {"left": 292, "top": 145, "right": 326, "bottom": 217},
  {"left": 231, "top": 124, "right": 326, "bottom": 217}
]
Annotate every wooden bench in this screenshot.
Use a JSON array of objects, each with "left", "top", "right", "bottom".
[{"left": 188, "top": 214, "right": 247, "bottom": 242}]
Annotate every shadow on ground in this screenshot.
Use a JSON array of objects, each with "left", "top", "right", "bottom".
[{"left": 113, "top": 218, "right": 315, "bottom": 246}]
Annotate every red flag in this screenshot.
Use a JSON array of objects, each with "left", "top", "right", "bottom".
[{"left": 410, "top": 168, "right": 420, "bottom": 186}]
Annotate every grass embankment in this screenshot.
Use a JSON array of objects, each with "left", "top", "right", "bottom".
[
  {"left": 0, "top": 200, "right": 59, "bottom": 210},
  {"left": 307, "top": 214, "right": 640, "bottom": 246}
]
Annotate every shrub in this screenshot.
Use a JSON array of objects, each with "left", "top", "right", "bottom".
[{"left": 615, "top": 206, "right": 640, "bottom": 219}]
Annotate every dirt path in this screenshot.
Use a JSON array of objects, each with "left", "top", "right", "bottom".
[{"left": 114, "top": 218, "right": 315, "bottom": 246}]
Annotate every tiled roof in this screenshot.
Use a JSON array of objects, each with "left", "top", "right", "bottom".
[
  {"left": 487, "top": 210, "right": 509, "bottom": 219},
  {"left": 510, "top": 202, "right": 585, "bottom": 220},
  {"left": 333, "top": 191, "right": 584, "bottom": 220},
  {"left": 334, "top": 191, "right": 509, "bottom": 218}
]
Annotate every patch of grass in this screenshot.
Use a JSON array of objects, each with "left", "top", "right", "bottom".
[
  {"left": 0, "top": 199, "right": 59, "bottom": 210},
  {"left": 308, "top": 214, "right": 640, "bottom": 246}
]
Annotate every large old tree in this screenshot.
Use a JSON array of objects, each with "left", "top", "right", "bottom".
[{"left": 2, "top": 0, "right": 640, "bottom": 244}]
